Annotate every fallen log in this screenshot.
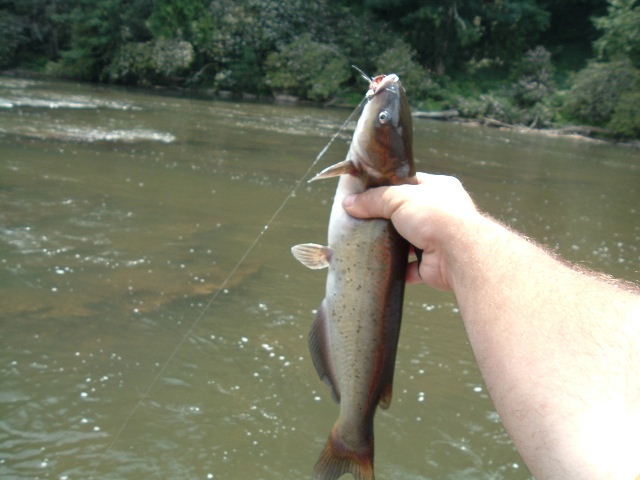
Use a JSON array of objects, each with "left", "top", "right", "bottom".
[
  {"left": 412, "top": 109, "right": 459, "bottom": 120},
  {"left": 553, "top": 125, "right": 613, "bottom": 137}
]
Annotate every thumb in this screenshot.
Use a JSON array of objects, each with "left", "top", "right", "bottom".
[{"left": 342, "top": 187, "right": 392, "bottom": 220}]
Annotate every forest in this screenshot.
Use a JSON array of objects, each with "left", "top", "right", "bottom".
[{"left": 1, "top": 0, "right": 639, "bottom": 139}]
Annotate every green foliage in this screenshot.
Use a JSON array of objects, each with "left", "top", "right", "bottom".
[
  {"left": 51, "top": 0, "right": 152, "bottom": 81},
  {"left": 0, "top": 0, "right": 75, "bottom": 67},
  {"left": 480, "top": 0, "right": 550, "bottom": 61},
  {"left": 608, "top": 90, "right": 640, "bottom": 137},
  {"left": 213, "top": 46, "right": 266, "bottom": 93},
  {"left": 365, "top": 0, "right": 548, "bottom": 75},
  {"left": 184, "top": 0, "right": 359, "bottom": 91},
  {"left": 455, "top": 92, "right": 555, "bottom": 127},
  {"left": 510, "top": 46, "right": 555, "bottom": 107},
  {"left": 593, "top": 0, "right": 640, "bottom": 67},
  {"left": 374, "top": 39, "right": 437, "bottom": 99},
  {"left": 265, "top": 34, "right": 350, "bottom": 101},
  {"left": 456, "top": 93, "right": 513, "bottom": 120},
  {"left": 147, "top": 0, "right": 207, "bottom": 39},
  {"left": 398, "top": 2, "right": 482, "bottom": 75},
  {"left": 4, "top": 0, "right": 640, "bottom": 138},
  {"left": 557, "top": 0, "right": 640, "bottom": 137},
  {"left": 563, "top": 58, "right": 640, "bottom": 126},
  {"left": 0, "top": 9, "right": 23, "bottom": 67},
  {"left": 454, "top": 46, "right": 557, "bottom": 127},
  {"left": 108, "top": 38, "right": 194, "bottom": 85},
  {"left": 106, "top": 42, "right": 153, "bottom": 84}
]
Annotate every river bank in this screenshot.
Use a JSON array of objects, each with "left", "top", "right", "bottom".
[
  {"left": 413, "top": 110, "right": 640, "bottom": 148},
  {"left": 2, "top": 69, "right": 638, "bottom": 148}
]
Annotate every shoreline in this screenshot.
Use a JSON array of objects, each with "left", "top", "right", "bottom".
[
  {"left": 3, "top": 70, "right": 638, "bottom": 148},
  {"left": 412, "top": 110, "right": 640, "bottom": 148}
]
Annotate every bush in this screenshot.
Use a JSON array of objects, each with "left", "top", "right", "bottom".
[
  {"left": 510, "top": 46, "right": 555, "bottom": 107},
  {"left": 212, "top": 47, "right": 266, "bottom": 93},
  {"left": 265, "top": 33, "right": 350, "bottom": 101},
  {"left": 374, "top": 39, "right": 436, "bottom": 99},
  {"left": 151, "top": 39, "right": 194, "bottom": 78},
  {"left": 608, "top": 90, "right": 640, "bottom": 137},
  {"left": 456, "top": 94, "right": 512, "bottom": 120},
  {"left": 107, "top": 38, "right": 194, "bottom": 85},
  {"left": 452, "top": 46, "right": 557, "bottom": 128},
  {"left": 563, "top": 58, "right": 640, "bottom": 126},
  {"left": 455, "top": 91, "right": 555, "bottom": 127},
  {"left": 107, "top": 42, "right": 154, "bottom": 84}
]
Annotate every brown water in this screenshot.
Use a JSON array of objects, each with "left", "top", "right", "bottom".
[{"left": 1, "top": 76, "right": 638, "bottom": 480}]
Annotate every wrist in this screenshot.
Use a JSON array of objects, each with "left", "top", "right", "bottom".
[{"left": 443, "top": 212, "right": 512, "bottom": 293}]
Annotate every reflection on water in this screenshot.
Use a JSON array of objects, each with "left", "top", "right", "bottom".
[{"left": 1, "top": 76, "right": 639, "bottom": 479}]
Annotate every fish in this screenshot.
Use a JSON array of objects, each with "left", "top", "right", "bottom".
[{"left": 291, "top": 73, "right": 416, "bottom": 480}]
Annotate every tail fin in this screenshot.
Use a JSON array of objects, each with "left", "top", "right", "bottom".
[{"left": 312, "top": 427, "right": 374, "bottom": 480}]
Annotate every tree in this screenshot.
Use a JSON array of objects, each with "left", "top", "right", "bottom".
[
  {"left": 566, "top": 0, "right": 640, "bottom": 137},
  {"left": 0, "top": 0, "right": 74, "bottom": 67},
  {"left": 479, "top": 0, "right": 550, "bottom": 62},
  {"left": 265, "top": 33, "right": 350, "bottom": 101},
  {"left": 0, "top": 9, "right": 22, "bottom": 67},
  {"left": 374, "top": 39, "right": 436, "bottom": 99},
  {"left": 363, "top": 0, "right": 549, "bottom": 76},
  {"left": 51, "top": 0, "right": 152, "bottom": 81},
  {"left": 147, "top": 0, "right": 208, "bottom": 40},
  {"left": 364, "top": 0, "right": 481, "bottom": 75},
  {"left": 107, "top": 38, "right": 194, "bottom": 85},
  {"left": 593, "top": 0, "right": 640, "bottom": 67},
  {"left": 563, "top": 58, "right": 639, "bottom": 126},
  {"left": 511, "top": 46, "right": 555, "bottom": 108}
]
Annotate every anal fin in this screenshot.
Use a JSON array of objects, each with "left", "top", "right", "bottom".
[{"left": 308, "top": 303, "right": 340, "bottom": 403}]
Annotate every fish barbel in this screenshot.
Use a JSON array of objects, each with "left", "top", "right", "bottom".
[{"left": 292, "top": 73, "right": 415, "bottom": 480}]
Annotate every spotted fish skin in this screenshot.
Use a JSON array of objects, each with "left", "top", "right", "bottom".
[{"left": 292, "top": 74, "right": 415, "bottom": 480}]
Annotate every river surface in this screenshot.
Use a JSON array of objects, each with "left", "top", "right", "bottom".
[{"left": 1, "top": 76, "right": 638, "bottom": 480}]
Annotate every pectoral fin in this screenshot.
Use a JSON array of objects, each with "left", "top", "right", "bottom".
[
  {"left": 308, "top": 159, "right": 356, "bottom": 182},
  {"left": 291, "top": 243, "right": 332, "bottom": 270}
]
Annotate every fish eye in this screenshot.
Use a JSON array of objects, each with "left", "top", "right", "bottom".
[{"left": 378, "top": 110, "right": 391, "bottom": 124}]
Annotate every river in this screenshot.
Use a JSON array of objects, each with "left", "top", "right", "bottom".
[{"left": 1, "top": 76, "right": 638, "bottom": 479}]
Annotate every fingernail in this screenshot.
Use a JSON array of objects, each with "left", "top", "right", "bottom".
[{"left": 342, "top": 194, "right": 356, "bottom": 208}]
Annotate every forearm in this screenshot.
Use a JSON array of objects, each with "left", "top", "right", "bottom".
[
  {"left": 343, "top": 174, "right": 640, "bottom": 478},
  {"left": 447, "top": 213, "right": 640, "bottom": 479}
]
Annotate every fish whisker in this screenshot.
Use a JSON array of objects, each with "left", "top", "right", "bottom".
[{"left": 352, "top": 65, "right": 373, "bottom": 84}]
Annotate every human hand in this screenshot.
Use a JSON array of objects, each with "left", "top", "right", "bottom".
[{"left": 342, "top": 172, "right": 479, "bottom": 290}]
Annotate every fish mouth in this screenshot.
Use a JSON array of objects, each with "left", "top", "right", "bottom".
[{"left": 366, "top": 74, "right": 400, "bottom": 99}]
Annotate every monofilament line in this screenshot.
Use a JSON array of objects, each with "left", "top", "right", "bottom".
[{"left": 105, "top": 95, "right": 368, "bottom": 452}]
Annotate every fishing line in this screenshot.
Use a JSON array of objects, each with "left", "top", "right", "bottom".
[{"left": 106, "top": 94, "right": 369, "bottom": 452}]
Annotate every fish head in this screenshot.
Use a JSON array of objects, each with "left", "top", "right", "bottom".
[{"left": 352, "top": 74, "right": 415, "bottom": 186}]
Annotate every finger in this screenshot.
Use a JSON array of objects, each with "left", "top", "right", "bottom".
[
  {"left": 342, "top": 186, "right": 392, "bottom": 219},
  {"left": 406, "top": 261, "right": 423, "bottom": 285},
  {"left": 415, "top": 171, "right": 433, "bottom": 184}
]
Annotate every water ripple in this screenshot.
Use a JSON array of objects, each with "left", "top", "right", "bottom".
[
  {"left": 0, "top": 94, "right": 141, "bottom": 111},
  {"left": 1, "top": 124, "right": 176, "bottom": 143}
]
